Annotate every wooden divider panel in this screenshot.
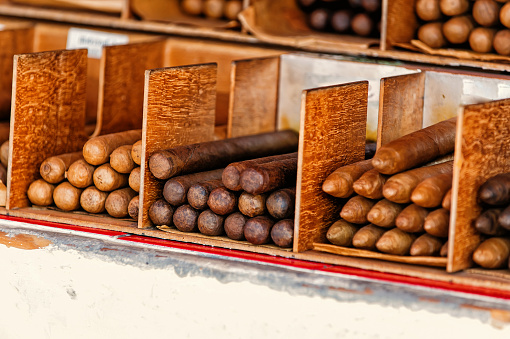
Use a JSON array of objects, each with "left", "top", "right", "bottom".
[
  {"left": 139, "top": 64, "right": 217, "bottom": 228},
  {"left": 227, "top": 56, "right": 280, "bottom": 138},
  {"left": 383, "top": 0, "right": 418, "bottom": 49},
  {"left": 448, "top": 99, "right": 510, "bottom": 272},
  {"left": 95, "top": 39, "right": 166, "bottom": 136},
  {"left": 7, "top": 49, "right": 88, "bottom": 209},
  {"left": 378, "top": 72, "right": 425, "bottom": 147},
  {"left": 294, "top": 81, "right": 367, "bottom": 252}
]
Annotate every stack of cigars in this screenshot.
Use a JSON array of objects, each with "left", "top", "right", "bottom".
[
  {"left": 147, "top": 130, "right": 299, "bottom": 248},
  {"left": 416, "top": 0, "right": 510, "bottom": 55},
  {"left": 323, "top": 117, "right": 457, "bottom": 257},
  {"left": 180, "top": 0, "right": 243, "bottom": 21},
  {"left": 472, "top": 173, "right": 510, "bottom": 269},
  {"left": 27, "top": 130, "right": 143, "bottom": 219}
]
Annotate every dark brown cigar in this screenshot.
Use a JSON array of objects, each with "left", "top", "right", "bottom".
[
  {"left": 163, "top": 169, "right": 223, "bottom": 206},
  {"left": 173, "top": 204, "right": 200, "bottom": 232},
  {"left": 207, "top": 187, "right": 239, "bottom": 215},
  {"left": 340, "top": 195, "right": 376, "bottom": 224},
  {"left": 266, "top": 188, "right": 296, "bottom": 220},
  {"left": 498, "top": 205, "right": 510, "bottom": 231},
  {"left": 197, "top": 209, "right": 225, "bottom": 236},
  {"left": 238, "top": 192, "right": 268, "bottom": 217},
  {"left": 271, "top": 219, "right": 294, "bottom": 248},
  {"left": 239, "top": 157, "right": 298, "bottom": 195},
  {"left": 244, "top": 216, "right": 275, "bottom": 245},
  {"left": 395, "top": 204, "right": 430, "bottom": 233},
  {"left": 224, "top": 212, "right": 248, "bottom": 240},
  {"left": 478, "top": 173, "right": 510, "bottom": 206},
  {"left": 423, "top": 208, "right": 450, "bottom": 237},
  {"left": 128, "top": 195, "right": 139, "bottom": 220},
  {"left": 187, "top": 179, "right": 224, "bottom": 210},
  {"left": 149, "top": 199, "right": 174, "bottom": 226},
  {"left": 352, "top": 224, "right": 386, "bottom": 250},
  {"left": 474, "top": 208, "right": 508, "bottom": 236}
]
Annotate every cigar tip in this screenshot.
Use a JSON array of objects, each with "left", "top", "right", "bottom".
[
  {"left": 222, "top": 166, "right": 240, "bottom": 190},
  {"left": 149, "top": 152, "right": 174, "bottom": 180},
  {"left": 352, "top": 234, "right": 368, "bottom": 248},
  {"left": 322, "top": 178, "right": 345, "bottom": 196},
  {"left": 472, "top": 248, "right": 494, "bottom": 267},
  {"left": 367, "top": 208, "right": 380, "bottom": 223},
  {"left": 478, "top": 187, "right": 495, "bottom": 203}
]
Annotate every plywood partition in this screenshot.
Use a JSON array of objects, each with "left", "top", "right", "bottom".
[
  {"left": 227, "top": 56, "right": 280, "bottom": 138},
  {"left": 383, "top": 0, "right": 417, "bottom": 50},
  {"left": 448, "top": 99, "right": 510, "bottom": 272},
  {"left": 294, "top": 81, "right": 368, "bottom": 252},
  {"left": 139, "top": 63, "right": 217, "bottom": 229},
  {"left": 95, "top": 39, "right": 166, "bottom": 136},
  {"left": 7, "top": 49, "right": 88, "bottom": 209}
]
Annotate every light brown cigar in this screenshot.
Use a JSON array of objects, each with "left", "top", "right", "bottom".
[
  {"left": 493, "top": 30, "right": 510, "bottom": 55},
  {"left": 353, "top": 169, "right": 387, "bottom": 199},
  {"left": 163, "top": 169, "right": 224, "bottom": 206},
  {"left": 411, "top": 172, "right": 452, "bottom": 208},
  {"left": 440, "top": 240, "right": 449, "bottom": 257},
  {"left": 149, "top": 130, "right": 298, "bottom": 180},
  {"left": 224, "top": 0, "right": 242, "bottom": 20},
  {"left": 110, "top": 145, "right": 136, "bottom": 174},
  {"left": 352, "top": 224, "right": 386, "bottom": 250},
  {"left": 173, "top": 204, "right": 200, "bottom": 232},
  {"left": 423, "top": 208, "right": 450, "bottom": 237},
  {"left": 376, "top": 228, "right": 417, "bottom": 255},
  {"left": 478, "top": 173, "right": 510, "bottom": 206},
  {"left": 207, "top": 187, "right": 239, "bottom": 215},
  {"left": 472, "top": 237, "right": 510, "bottom": 269},
  {"left": 93, "top": 164, "right": 129, "bottom": 192},
  {"left": 0, "top": 140, "right": 8, "bottom": 167},
  {"left": 416, "top": 0, "right": 442, "bottom": 21},
  {"left": 240, "top": 157, "right": 298, "bottom": 195},
  {"left": 351, "top": 12, "right": 374, "bottom": 36},
  {"left": 322, "top": 159, "right": 374, "bottom": 198},
  {"left": 181, "top": 0, "right": 203, "bottom": 16},
  {"left": 367, "top": 199, "right": 405, "bottom": 228},
  {"left": 474, "top": 208, "right": 507, "bottom": 235},
  {"left": 131, "top": 140, "right": 143, "bottom": 166},
  {"left": 502, "top": 2, "right": 510, "bottom": 28},
  {"left": 244, "top": 215, "right": 275, "bottom": 245},
  {"left": 0, "top": 163, "right": 6, "bottom": 186},
  {"left": 340, "top": 195, "right": 376, "bottom": 224},
  {"left": 128, "top": 195, "right": 139, "bottom": 220},
  {"left": 67, "top": 159, "right": 96, "bottom": 188},
  {"left": 418, "top": 22, "right": 447, "bottom": 49},
  {"left": 53, "top": 182, "right": 83, "bottom": 211},
  {"left": 105, "top": 187, "right": 137, "bottom": 218},
  {"left": 271, "top": 219, "right": 294, "bottom": 248},
  {"left": 83, "top": 129, "right": 142, "bottom": 166},
  {"left": 266, "top": 188, "right": 296, "bottom": 220},
  {"left": 238, "top": 192, "right": 267, "bottom": 217},
  {"left": 129, "top": 167, "right": 141, "bottom": 192},
  {"left": 203, "top": 0, "right": 225, "bottom": 19},
  {"left": 395, "top": 204, "right": 430, "bottom": 233},
  {"left": 80, "top": 186, "right": 109, "bottom": 213},
  {"left": 224, "top": 212, "right": 248, "bottom": 240},
  {"left": 40, "top": 151, "right": 83, "bottom": 184},
  {"left": 27, "top": 179, "right": 55, "bottom": 206},
  {"left": 469, "top": 27, "right": 496, "bottom": 53},
  {"left": 442, "top": 188, "right": 452, "bottom": 210},
  {"left": 222, "top": 153, "right": 297, "bottom": 191},
  {"left": 326, "top": 219, "right": 359, "bottom": 246},
  {"left": 149, "top": 199, "right": 174, "bottom": 226},
  {"left": 383, "top": 161, "right": 453, "bottom": 204},
  {"left": 500, "top": 205, "right": 510, "bottom": 231},
  {"left": 197, "top": 209, "right": 225, "bottom": 236},
  {"left": 187, "top": 179, "right": 224, "bottom": 210},
  {"left": 372, "top": 117, "right": 456, "bottom": 175},
  {"left": 410, "top": 234, "right": 444, "bottom": 256},
  {"left": 443, "top": 15, "right": 475, "bottom": 44},
  {"left": 439, "top": 0, "right": 470, "bottom": 16}
]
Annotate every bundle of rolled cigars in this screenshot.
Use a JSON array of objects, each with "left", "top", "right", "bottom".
[
  {"left": 27, "top": 129, "right": 143, "bottom": 219},
  {"left": 180, "top": 0, "right": 243, "bottom": 21},
  {"left": 416, "top": 0, "right": 510, "bottom": 56},
  {"left": 323, "top": 117, "right": 457, "bottom": 257},
  {"left": 472, "top": 172, "right": 510, "bottom": 269}
]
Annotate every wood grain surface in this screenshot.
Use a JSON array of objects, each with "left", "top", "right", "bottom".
[
  {"left": 7, "top": 49, "right": 88, "bottom": 210},
  {"left": 228, "top": 57, "right": 279, "bottom": 138},
  {"left": 384, "top": 0, "right": 419, "bottom": 49},
  {"left": 448, "top": 98, "right": 510, "bottom": 272},
  {"left": 139, "top": 64, "right": 216, "bottom": 228},
  {"left": 294, "top": 81, "right": 367, "bottom": 252}
]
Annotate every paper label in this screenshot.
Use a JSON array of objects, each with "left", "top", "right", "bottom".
[{"left": 66, "top": 27, "right": 129, "bottom": 59}]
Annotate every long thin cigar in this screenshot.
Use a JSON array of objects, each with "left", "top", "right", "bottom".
[
  {"left": 442, "top": 188, "right": 452, "bottom": 210},
  {"left": 224, "top": 212, "right": 248, "bottom": 240},
  {"left": 128, "top": 195, "right": 139, "bottom": 219},
  {"left": 353, "top": 169, "right": 388, "bottom": 199},
  {"left": 207, "top": 187, "right": 239, "bottom": 215},
  {"left": 149, "top": 130, "right": 298, "bottom": 180},
  {"left": 472, "top": 237, "right": 510, "bottom": 269},
  {"left": 352, "top": 224, "right": 386, "bottom": 250},
  {"left": 93, "top": 164, "right": 129, "bottom": 192},
  {"left": 271, "top": 219, "right": 294, "bottom": 248},
  {"left": 149, "top": 199, "right": 174, "bottom": 226},
  {"left": 222, "top": 153, "right": 297, "bottom": 191},
  {"left": 376, "top": 228, "right": 417, "bottom": 255},
  {"left": 326, "top": 219, "right": 359, "bottom": 246},
  {"left": 129, "top": 167, "right": 141, "bottom": 192},
  {"left": 163, "top": 169, "right": 223, "bottom": 206},
  {"left": 131, "top": 140, "right": 143, "bottom": 166},
  {"left": 40, "top": 151, "right": 83, "bottom": 184},
  {"left": 238, "top": 192, "right": 268, "bottom": 217},
  {"left": 67, "top": 159, "right": 96, "bottom": 188},
  {"left": 197, "top": 209, "right": 225, "bottom": 236},
  {"left": 367, "top": 199, "right": 405, "bottom": 228},
  {"left": 395, "top": 204, "right": 430, "bottom": 233},
  {"left": 187, "top": 179, "right": 224, "bottom": 210},
  {"left": 83, "top": 130, "right": 142, "bottom": 166},
  {"left": 322, "top": 159, "right": 373, "bottom": 198},
  {"left": 53, "top": 182, "right": 83, "bottom": 211},
  {"left": 423, "top": 208, "right": 450, "bottom": 237},
  {"left": 498, "top": 205, "right": 510, "bottom": 231},
  {"left": 173, "top": 204, "right": 200, "bottom": 232},
  {"left": 478, "top": 173, "right": 510, "bottom": 206},
  {"left": 27, "top": 179, "right": 55, "bottom": 206},
  {"left": 475, "top": 208, "right": 508, "bottom": 236},
  {"left": 340, "top": 195, "right": 376, "bottom": 224},
  {"left": 266, "top": 188, "right": 296, "bottom": 220},
  {"left": 411, "top": 172, "right": 452, "bottom": 208},
  {"left": 80, "top": 186, "right": 109, "bottom": 213},
  {"left": 410, "top": 234, "right": 444, "bottom": 256},
  {"left": 110, "top": 144, "right": 136, "bottom": 174},
  {"left": 244, "top": 216, "right": 275, "bottom": 245},
  {"left": 105, "top": 187, "right": 137, "bottom": 218},
  {"left": 240, "top": 157, "right": 298, "bottom": 195},
  {"left": 440, "top": 240, "right": 449, "bottom": 257}
]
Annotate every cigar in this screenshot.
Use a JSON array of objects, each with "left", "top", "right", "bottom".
[
  {"left": 361, "top": 0, "right": 380, "bottom": 12},
  {"left": 203, "top": 0, "right": 225, "bottom": 19},
  {"left": 197, "top": 209, "right": 225, "bottom": 236},
  {"left": 326, "top": 219, "right": 359, "bottom": 246},
  {"left": 128, "top": 195, "right": 139, "bottom": 220},
  {"left": 416, "top": 0, "right": 442, "bottom": 21},
  {"left": 224, "top": 0, "right": 242, "bottom": 20},
  {"left": 439, "top": 0, "right": 470, "bottom": 16},
  {"left": 442, "top": 15, "right": 474, "bottom": 44},
  {"left": 83, "top": 130, "right": 142, "bottom": 166},
  {"left": 478, "top": 173, "right": 510, "bottom": 206},
  {"left": 131, "top": 140, "right": 143, "bottom": 166},
  {"left": 266, "top": 188, "right": 296, "bottom": 220},
  {"left": 309, "top": 8, "right": 331, "bottom": 31},
  {"left": 173, "top": 204, "right": 200, "bottom": 232},
  {"left": 322, "top": 159, "right": 373, "bottom": 198},
  {"left": 395, "top": 204, "right": 430, "bottom": 233},
  {"left": 442, "top": 188, "right": 452, "bottom": 210},
  {"left": 410, "top": 234, "right": 444, "bottom": 256},
  {"left": 222, "top": 153, "right": 297, "bottom": 191},
  {"left": 418, "top": 22, "right": 447, "bottom": 49},
  {"left": 224, "top": 212, "right": 248, "bottom": 240},
  {"left": 271, "top": 219, "right": 294, "bottom": 248},
  {"left": 27, "top": 179, "right": 55, "bottom": 206},
  {"left": 40, "top": 151, "right": 83, "bottom": 184},
  {"left": 499, "top": 2, "right": 510, "bottom": 28},
  {"left": 163, "top": 169, "right": 223, "bottom": 206},
  {"left": 353, "top": 169, "right": 388, "bottom": 199},
  {"left": 110, "top": 144, "right": 136, "bottom": 174},
  {"left": 80, "top": 186, "right": 109, "bottom": 213},
  {"left": 53, "top": 182, "right": 83, "bottom": 211},
  {"left": 0, "top": 141, "right": 8, "bottom": 167},
  {"left": 411, "top": 172, "right": 452, "bottom": 208},
  {"left": 149, "top": 199, "right": 174, "bottom": 226},
  {"left": 352, "top": 224, "right": 386, "bottom": 250},
  {"left": 239, "top": 157, "right": 297, "bottom": 195},
  {"left": 93, "top": 164, "right": 129, "bottom": 192},
  {"left": 498, "top": 205, "right": 510, "bottom": 231},
  {"left": 181, "top": 0, "right": 203, "bottom": 16},
  {"left": 469, "top": 27, "right": 496, "bottom": 53},
  {"left": 423, "top": 208, "right": 450, "bottom": 237},
  {"left": 340, "top": 195, "right": 376, "bottom": 224},
  {"left": 440, "top": 240, "right": 449, "bottom": 257},
  {"left": 351, "top": 13, "right": 374, "bottom": 36},
  {"left": 473, "top": 0, "right": 500, "bottom": 27},
  {"left": 105, "top": 187, "right": 137, "bottom": 218},
  {"left": 244, "top": 215, "right": 275, "bottom": 245},
  {"left": 475, "top": 208, "right": 508, "bottom": 235},
  {"left": 493, "top": 30, "right": 510, "bottom": 56},
  {"left": 376, "top": 228, "right": 417, "bottom": 255},
  {"left": 67, "top": 159, "right": 96, "bottom": 188},
  {"left": 366, "top": 199, "right": 405, "bottom": 228},
  {"left": 472, "top": 237, "right": 510, "bottom": 269},
  {"left": 187, "top": 179, "right": 224, "bottom": 210},
  {"left": 331, "top": 9, "right": 352, "bottom": 33},
  {"left": 129, "top": 167, "right": 141, "bottom": 192},
  {"left": 365, "top": 142, "right": 377, "bottom": 160},
  {"left": 149, "top": 130, "right": 298, "bottom": 180},
  {"left": 238, "top": 191, "right": 268, "bottom": 217}
]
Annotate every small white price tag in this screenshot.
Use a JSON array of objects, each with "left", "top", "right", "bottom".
[{"left": 66, "top": 27, "right": 129, "bottom": 59}]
